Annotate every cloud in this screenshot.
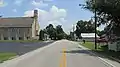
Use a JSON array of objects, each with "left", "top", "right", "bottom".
[
  {"left": 59, "top": 18, "right": 67, "bottom": 23},
  {"left": 31, "top": 0, "right": 48, "bottom": 7},
  {"left": 24, "top": 10, "right": 34, "bottom": 17},
  {"left": 0, "top": 0, "right": 7, "bottom": 7},
  {"left": 14, "top": 0, "right": 23, "bottom": 6},
  {"left": 12, "top": 9, "right": 17, "bottom": 12},
  {"left": 48, "top": 20, "right": 62, "bottom": 27},
  {"left": 24, "top": 5, "right": 67, "bottom": 29}
]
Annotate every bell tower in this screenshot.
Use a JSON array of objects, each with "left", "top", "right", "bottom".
[{"left": 34, "top": 10, "right": 39, "bottom": 36}]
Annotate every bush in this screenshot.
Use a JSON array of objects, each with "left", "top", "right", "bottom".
[{"left": 101, "top": 45, "right": 108, "bottom": 51}]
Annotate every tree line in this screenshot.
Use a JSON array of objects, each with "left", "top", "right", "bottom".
[
  {"left": 40, "top": 0, "right": 120, "bottom": 40},
  {"left": 39, "top": 24, "right": 67, "bottom": 40}
]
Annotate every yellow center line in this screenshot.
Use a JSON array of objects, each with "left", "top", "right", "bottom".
[{"left": 60, "top": 48, "right": 67, "bottom": 67}]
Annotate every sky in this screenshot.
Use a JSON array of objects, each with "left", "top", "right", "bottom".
[{"left": 0, "top": 0, "right": 104, "bottom": 34}]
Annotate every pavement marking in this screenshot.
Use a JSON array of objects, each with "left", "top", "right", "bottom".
[
  {"left": 98, "top": 57, "right": 116, "bottom": 67},
  {"left": 78, "top": 44, "right": 116, "bottom": 67},
  {"left": 60, "top": 48, "right": 67, "bottom": 67}
]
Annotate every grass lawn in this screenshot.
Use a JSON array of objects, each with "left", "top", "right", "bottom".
[
  {"left": 0, "top": 52, "right": 17, "bottom": 63},
  {"left": 80, "top": 42, "right": 120, "bottom": 62},
  {"left": 80, "top": 42, "right": 95, "bottom": 50},
  {"left": 0, "top": 40, "right": 42, "bottom": 43},
  {"left": 80, "top": 42, "right": 104, "bottom": 51}
]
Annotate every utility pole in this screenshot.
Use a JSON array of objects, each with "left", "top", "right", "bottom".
[
  {"left": 79, "top": 1, "right": 97, "bottom": 49},
  {"left": 73, "top": 24, "right": 75, "bottom": 33},
  {"left": 94, "top": 0, "right": 97, "bottom": 49},
  {"left": 73, "top": 24, "right": 75, "bottom": 40}
]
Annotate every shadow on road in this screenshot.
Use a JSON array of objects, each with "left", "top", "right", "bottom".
[
  {"left": 63, "top": 47, "right": 120, "bottom": 63},
  {"left": 0, "top": 41, "right": 55, "bottom": 56}
]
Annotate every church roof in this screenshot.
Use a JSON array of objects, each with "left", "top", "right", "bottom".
[{"left": 0, "top": 17, "right": 34, "bottom": 27}]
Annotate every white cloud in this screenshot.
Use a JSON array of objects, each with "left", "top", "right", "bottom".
[
  {"left": 0, "top": 0, "right": 7, "bottom": 7},
  {"left": 14, "top": 0, "right": 23, "bottom": 6},
  {"left": 48, "top": 20, "right": 62, "bottom": 27},
  {"left": 12, "top": 9, "right": 17, "bottom": 12},
  {"left": 24, "top": 10, "right": 34, "bottom": 17},
  {"left": 59, "top": 18, "right": 67, "bottom": 23},
  {"left": 24, "top": 5, "right": 67, "bottom": 29},
  {"left": 31, "top": 0, "right": 48, "bottom": 7}
]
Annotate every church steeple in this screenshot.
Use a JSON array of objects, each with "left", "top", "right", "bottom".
[
  {"left": 33, "top": 10, "right": 39, "bottom": 36},
  {"left": 34, "top": 10, "right": 38, "bottom": 18}
]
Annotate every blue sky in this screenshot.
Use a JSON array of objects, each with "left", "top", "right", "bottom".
[{"left": 0, "top": 0, "right": 104, "bottom": 33}]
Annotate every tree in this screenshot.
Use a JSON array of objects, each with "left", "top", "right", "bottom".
[
  {"left": 56, "top": 25, "right": 66, "bottom": 40},
  {"left": 44, "top": 24, "right": 67, "bottom": 40},
  {"left": 39, "top": 30, "right": 44, "bottom": 40},
  {"left": 97, "top": 30, "right": 105, "bottom": 36},
  {"left": 46, "top": 24, "right": 56, "bottom": 40},
  {"left": 75, "top": 20, "right": 95, "bottom": 39},
  {"left": 84, "top": 0, "right": 120, "bottom": 36}
]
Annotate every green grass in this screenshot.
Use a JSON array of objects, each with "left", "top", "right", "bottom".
[
  {"left": 0, "top": 52, "right": 17, "bottom": 63},
  {"left": 81, "top": 42, "right": 95, "bottom": 50},
  {"left": 80, "top": 42, "right": 103, "bottom": 51},
  {"left": 80, "top": 42, "right": 120, "bottom": 62},
  {"left": 0, "top": 40, "right": 42, "bottom": 43}
]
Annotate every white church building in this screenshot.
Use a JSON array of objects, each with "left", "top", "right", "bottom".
[{"left": 0, "top": 10, "right": 40, "bottom": 40}]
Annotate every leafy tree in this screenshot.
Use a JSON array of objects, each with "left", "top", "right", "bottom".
[
  {"left": 44, "top": 24, "right": 67, "bottom": 40},
  {"left": 75, "top": 20, "right": 95, "bottom": 39},
  {"left": 56, "top": 25, "right": 66, "bottom": 40},
  {"left": 84, "top": 0, "right": 120, "bottom": 36},
  {"left": 39, "top": 30, "right": 44, "bottom": 40},
  {"left": 56, "top": 25, "right": 64, "bottom": 34},
  {"left": 97, "top": 30, "right": 105, "bottom": 36},
  {"left": 46, "top": 24, "right": 56, "bottom": 40}
]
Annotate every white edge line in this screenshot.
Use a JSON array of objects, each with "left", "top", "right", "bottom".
[
  {"left": 98, "top": 57, "right": 116, "bottom": 67},
  {"left": 78, "top": 43, "right": 116, "bottom": 67}
]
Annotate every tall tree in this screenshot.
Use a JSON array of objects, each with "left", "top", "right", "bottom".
[
  {"left": 75, "top": 20, "right": 95, "bottom": 39},
  {"left": 39, "top": 30, "right": 44, "bottom": 40},
  {"left": 56, "top": 25, "right": 66, "bottom": 40},
  {"left": 46, "top": 24, "right": 56, "bottom": 40},
  {"left": 84, "top": 0, "right": 120, "bottom": 36},
  {"left": 44, "top": 24, "right": 67, "bottom": 40}
]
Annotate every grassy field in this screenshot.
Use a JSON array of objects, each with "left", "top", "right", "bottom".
[
  {"left": 0, "top": 52, "right": 17, "bottom": 63},
  {"left": 0, "top": 40, "right": 42, "bottom": 43},
  {"left": 80, "top": 42, "right": 95, "bottom": 50},
  {"left": 80, "top": 42, "right": 104, "bottom": 51},
  {"left": 80, "top": 42, "right": 120, "bottom": 62}
]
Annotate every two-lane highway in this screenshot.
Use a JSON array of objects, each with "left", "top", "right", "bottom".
[{"left": 0, "top": 40, "right": 120, "bottom": 67}]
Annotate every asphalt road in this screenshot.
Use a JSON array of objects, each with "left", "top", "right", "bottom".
[
  {"left": 0, "top": 41, "right": 54, "bottom": 55},
  {"left": 0, "top": 40, "right": 120, "bottom": 67}
]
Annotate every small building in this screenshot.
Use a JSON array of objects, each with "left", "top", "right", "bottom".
[
  {"left": 0, "top": 10, "right": 40, "bottom": 40},
  {"left": 81, "top": 33, "right": 99, "bottom": 42}
]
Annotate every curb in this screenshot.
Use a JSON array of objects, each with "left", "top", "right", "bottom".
[
  {"left": 8, "top": 55, "right": 19, "bottom": 60},
  {"left": 76, "top": 42, "right": 120, "bottom": 67},
  {"left": 78, "top": 45, "right": 115, "bottom": 67},
  {"left": 109, "top": 56, "right": 120, "bottom": 63}
]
